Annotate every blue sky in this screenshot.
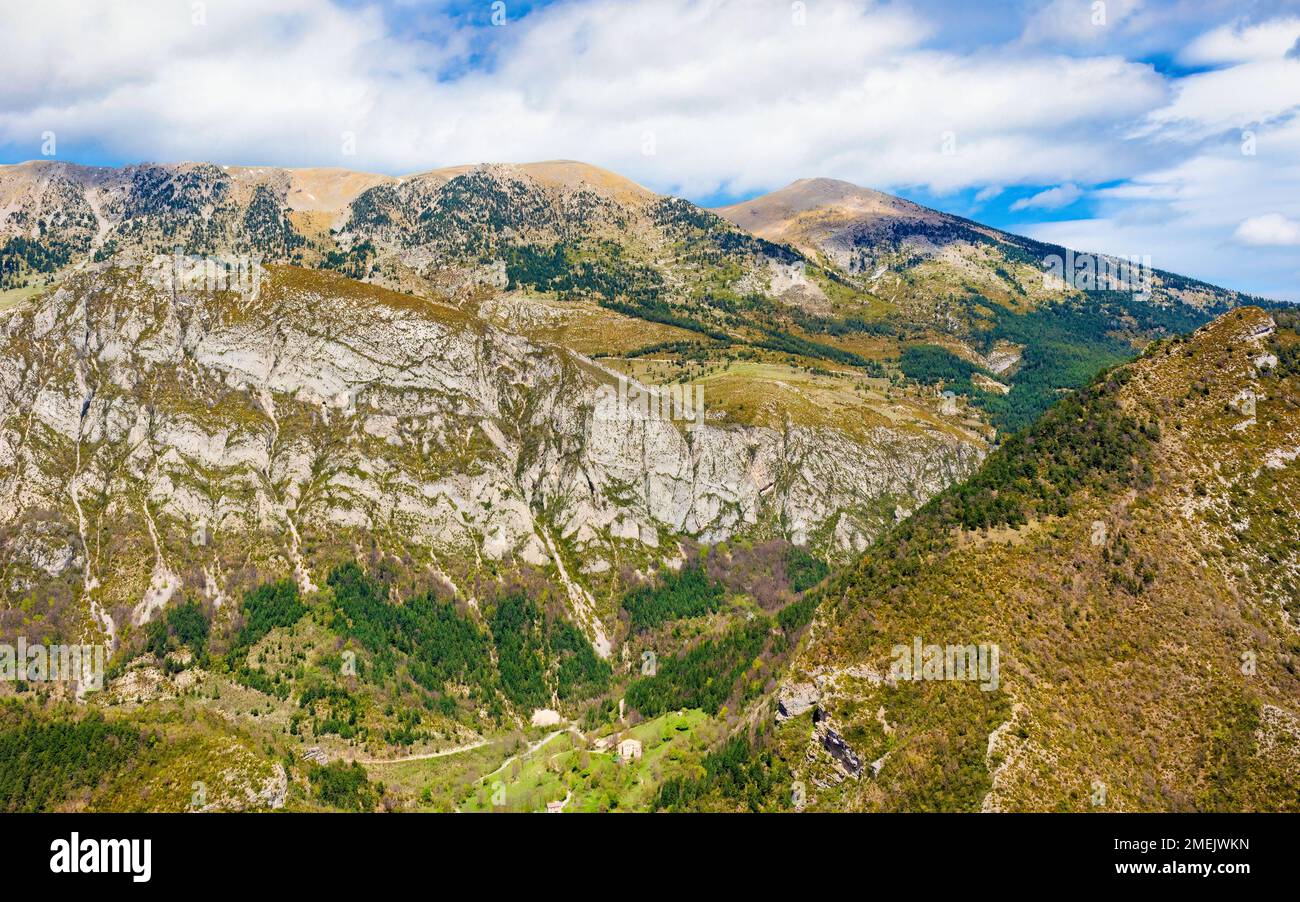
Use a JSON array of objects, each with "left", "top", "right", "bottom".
[{"left": 1, "top": 0, "right": 1298, "bottom": 298}]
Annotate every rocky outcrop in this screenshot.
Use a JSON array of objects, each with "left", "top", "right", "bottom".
[
  {"left": 0, "top": 263, "right": 982, "bottom": 652},
  {"left": 776, "top": 682, "right": 820, "bottom": 721},
  {"left": 814, "top": 708, "right": 863, "bottom": 778}
]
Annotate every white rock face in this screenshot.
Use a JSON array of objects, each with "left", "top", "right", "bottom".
[
  {"left": 776, "top": 682, "right": 820, "bottom": 721},
  {"left": 530, "top": 708, "right": 563, "bottom": 727},
  {"left": 0, "top": 265, "right": 983, "bottom": 652},
  {"left": 984, "top": 344, "right": 1023, "bottom": 376}
]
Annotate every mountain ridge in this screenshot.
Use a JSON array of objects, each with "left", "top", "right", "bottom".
[{"left": 0, "top": 157, "right": 1263, "bottom": 303}]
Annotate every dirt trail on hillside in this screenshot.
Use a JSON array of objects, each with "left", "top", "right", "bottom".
[{"left": 350, "top": 738, "right": 491, "bottom": 765}]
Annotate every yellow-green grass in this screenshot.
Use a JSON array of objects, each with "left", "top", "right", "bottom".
[
  {"left": 601, "top": 355, "right": 984, "bottom": 445},
  {"left": 457, "top": 709, "right": 723, "bottom": 813},
  {"left": 86, "top": 706, "right": 284, "bottom": 813},
  {"left": 366, "top": 739, "right": 516, "bottom": 812},
  {"left": 484, "top": 293, "right": 706, "bottom": 357},
  {"left": 0, "top": 283, "right": 49, "bottom": 312}
]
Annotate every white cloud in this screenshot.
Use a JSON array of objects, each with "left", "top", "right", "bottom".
[
  {"left": 1024, "top": 113, "right": 1300, "bottom": 299},
  {"left": 1020, "top": 0, "right": 1143, "bottom": 46},
  {"left": 1139, "top": 57, "right": 1300, "bottom": 140},
  {"left": 1011, "top": 183, "right": 1083, "bottom": 210},
  {"left": 1235, "top": 213, "right": 1300, "bottom": 246},
  {"left": 0, "top": 0, "right": 1296, "bottom": 296},
  {"left": 1180, "top": 16, "right": 1300, "bottom": 64},
  {"left": 0, "top": 0, "right": 1169, "bottom": 198}
]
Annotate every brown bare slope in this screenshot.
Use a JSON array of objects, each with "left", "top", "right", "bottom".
[{"left": 715, "top": 176, "right": 1254, "bottom": 314}]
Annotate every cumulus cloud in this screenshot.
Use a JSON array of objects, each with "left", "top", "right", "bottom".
[
  {"left": 1019, "top": 0, "right": 1143, "bottom": 46},
  {"left": 1180, "top": 16, "right": 1300, "bottom": 64},
  {"left": 1011, "top": 183, "right": 1083, "bottom": 211},
  {"left": 1025, "top": 113, "right": 1300, "bottom": 299},
  {"left": 0, "top": 0, "right": 1170, "bottom": 198},
  {"left": 1235, "top": 213, "right": 1300, "bottom": 246},
  {"left": 0, "top": 0, "right": 1296, "bottom": 296}
]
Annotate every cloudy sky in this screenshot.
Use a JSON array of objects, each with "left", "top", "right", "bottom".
[{"left": 1, "top": 0, "right": 1297, "bottom": 298}]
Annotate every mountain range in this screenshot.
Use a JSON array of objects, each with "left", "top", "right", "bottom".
[{"left": 0, "top": 158, "right": 1291, "bottom": 814}]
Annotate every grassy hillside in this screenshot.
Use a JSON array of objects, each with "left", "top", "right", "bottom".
[{"left": 701, "top": 306, "right": 1300, "bottom": 813}]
